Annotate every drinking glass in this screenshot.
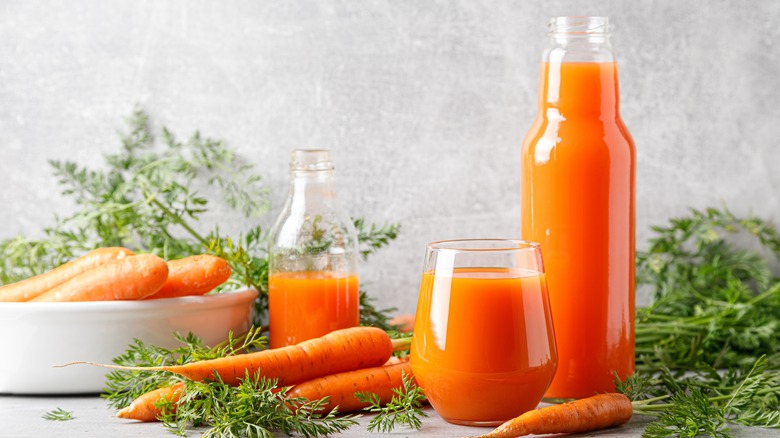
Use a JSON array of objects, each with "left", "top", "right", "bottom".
[{"left": 409, "top": 239, "right": 557, "bottom": 426}]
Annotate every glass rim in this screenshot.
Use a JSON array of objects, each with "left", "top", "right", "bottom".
[{"left": 426, "top": 238, "right": 541, "bottom": 253}]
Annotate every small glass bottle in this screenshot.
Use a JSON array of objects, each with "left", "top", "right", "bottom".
[
  {"left": 268, "top": 149, "right": 360, "bottom": 349},
  {"left": 521, "top": 17, "right": 635, "bottom": 398}
]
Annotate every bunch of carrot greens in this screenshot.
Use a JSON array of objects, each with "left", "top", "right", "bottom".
[
  {"left": 102, "top": 326, "right": 268, "bottom": 410},
  {"left": 622, "top": 207, "right": 780, "bottom": 437},
  {"left": 152, "top": 367, "right": 426, "bottom": 437},
  {"left": 354, "top": 371, "right": 427, "bottom": 433}
]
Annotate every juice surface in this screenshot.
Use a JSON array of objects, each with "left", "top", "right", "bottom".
[
  {"left": 521, "top": 62, "right": 635, "bottom": 398},
  {"left": 268, "top": 271, "right": 359, "bottom": 349},
  {"left": 410, "top": 268, "right": 557, "bottom": 425}
]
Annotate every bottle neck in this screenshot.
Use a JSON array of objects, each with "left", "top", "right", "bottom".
[
  {"left": 538, "top": 17, "right": 620, "bottom": 117},
  {"left": 287, "top": 170, "right": 337, "bottom": 213},
  {"left": 537, "top": 60, "right": 620, "bottom": 117}
]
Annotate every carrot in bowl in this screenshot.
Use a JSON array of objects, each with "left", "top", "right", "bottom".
[
  {"left": 287, "top": 362, "right": 412, "bottom": 414},
  {"left": 0, "top": 247, "right": 134, "bottom": 302},
  {"left": 66, "top": 326, "right": 401, "bottom": 386},
  {"left": 29, "top": 253, "right": 168, "bottom": 302},
  {"left": 471, "top": 392, "right": 633, "bottom": 438},
  {"left": 144, "top": 255, "right": 232, "bottom": 300}
]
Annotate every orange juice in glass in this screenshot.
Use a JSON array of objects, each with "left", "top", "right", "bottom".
[{"left": 410, "top": 239, "right": 557, "bottom": 426}]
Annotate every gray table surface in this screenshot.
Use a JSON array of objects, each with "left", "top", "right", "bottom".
[{"left": 1, "top": 394, "right": 776, "bottom": 438}]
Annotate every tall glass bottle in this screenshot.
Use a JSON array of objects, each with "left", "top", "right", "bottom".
[
  {"left": 521, "top": 17, "right": 635, "bottom": 398},
  {"left": 268, "top": 149, "right": 360, "bottom": 349}
]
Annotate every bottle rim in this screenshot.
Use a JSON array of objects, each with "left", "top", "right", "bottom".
[
  {"left": 548, "top": 16, "right": 610, "bottom": 36},
  {"left": 290, "top": 149, "right": 334, "bottom": 172}
]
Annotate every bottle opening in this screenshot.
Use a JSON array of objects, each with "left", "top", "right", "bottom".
[
  {"left": 548, "top": 16, "right": 609, "bottom": 36},
  {"left": 291, "top": 149, "right": 334, "bottom": 171}
]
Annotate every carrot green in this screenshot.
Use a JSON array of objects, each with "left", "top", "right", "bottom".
[
  {"left": 624, "top": 207, "right": 780, "bottom": 437},
  {"left": 42, "top": 407, "right": 74, "bottom": 421},
  {"left": 355, "top": 370, "right": 427, "bottom": 433}
]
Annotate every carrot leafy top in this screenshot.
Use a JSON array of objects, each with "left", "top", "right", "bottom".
[
  {"left": 623, "top": 207, "right": 780, "bottom": 437},
  {"left": 355, "top": 370, "right": 427, "bottom": 433},
  {"left": 103, "top": 326, "right": 266, "bottom": 410},
  {"left": 157, "top": 372, "right": 358, "bottom": 438}
]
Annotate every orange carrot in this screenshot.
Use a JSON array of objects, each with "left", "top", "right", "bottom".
[
  {"left": 0, "top": 247, "right": 134, "bottom": 302},
  {"left": 472, "top": 393, "right": 633, "bottom": 438},
  {"left": 382, "top": 355, "right": 408, "bottom": 366},
  {"left": 67, "top": 326, "right": 396, "bottom": 386},
  {"left": 29, "top": 254, "right": 168, "bottom": 302},
  {"left": 144, "top": 255, "right": 232, "bottom": 300},
  {"left": 117, "top": 382, "right": 185, "bottom": 422},
  {"left": 287, "top": 362, "right": 412, "bottom": 413}
]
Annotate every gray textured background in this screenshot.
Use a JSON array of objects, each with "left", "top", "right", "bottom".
[{"left": 1, "top": 1, "right": 779, "bottom": 314}]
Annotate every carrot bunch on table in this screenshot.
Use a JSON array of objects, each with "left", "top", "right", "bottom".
[
  {"left": 71, "top": 326, "right": 413, "bottom": 421},
  {"left": 0, "top": 248, "right": 231, "bottom": 302}
]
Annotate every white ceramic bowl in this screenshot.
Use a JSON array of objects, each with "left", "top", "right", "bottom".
[{"left": 0, "top": 288, "right": 257, "bottom": 394}]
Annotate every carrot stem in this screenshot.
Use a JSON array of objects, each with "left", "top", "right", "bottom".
[
  {"left": 390, "top": 337, "right": 412, "bottom": 351},
  {"left": 211, "top": 329, "right": 253, "bottom": 351},
  {"left": 146, "top": 193, "right": 209, "bottom": 247}
]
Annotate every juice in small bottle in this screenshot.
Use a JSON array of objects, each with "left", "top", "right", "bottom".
[
  {"left": 268, "top": 272, "right": 358, "bottom": 348},
  {"left": 268, "top": 150, "right": 360, "bottom": 349}
]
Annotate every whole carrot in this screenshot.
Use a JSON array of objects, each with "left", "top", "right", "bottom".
[
  {"left": 67, "top": 326, "right": 397, "bottom": 386},
  {"left": 287, "top": 362, "right": 412, "bottom": 413},
  {"left": 144, "top": 255, "right": 232, "bottom": 300},
  {"left": 30, "top": 254, "right": 168, "bottom": 302},
  {"left": 0, "top": 247, "right": 134, "bottom": 302},
  {"left": 117, "top": 382, "right": 185, "bottom": 422},
  {"left": 472, "top": 393, "right": 633, "bottom": 438}
]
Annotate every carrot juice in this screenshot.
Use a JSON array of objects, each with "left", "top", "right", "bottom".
[
  {"left": 268, "top": 271, "right": 359, "bottom": 349},
  {"left": 521, "top": 40, "right": 636, "bottom": 398},
  {"left": 410, "top": 267, "right": 557, "bottom": 426}
]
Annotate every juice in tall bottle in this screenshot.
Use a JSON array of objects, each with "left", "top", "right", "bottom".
[
  {"left": 521, "top": 17, "right": 635, "bottom": 398},
  {"left": 268, "top": 149, "right": 360, "bottom": 349}
]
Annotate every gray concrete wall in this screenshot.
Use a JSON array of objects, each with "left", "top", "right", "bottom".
[{"left": 2, "top": 1, "right": 779, "bottom": 313}]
